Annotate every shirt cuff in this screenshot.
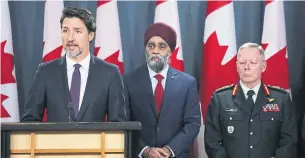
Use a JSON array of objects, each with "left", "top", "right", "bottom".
[
  {"left": 138, "top": 146, "right": 149, "bottom": 158},
  {"left": 166, "top": 145, "right": 175, "bottom": 157}
]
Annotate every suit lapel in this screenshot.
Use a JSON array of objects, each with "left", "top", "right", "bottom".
[
  {"left": 233, "top": 84, "right": 251, "bottom": 116},
  {"left": 77, "top": 55, "right": 96, "bottom": 120},
  {"left": 251, "top": 85, "right": 268, "bottom": 118},
  {"left": 56, "top": 56, "right": 71, "bottom": 115},
  {"left": 139, "top": 65, "right": 158, "bottom": 119},
  {"left": 159, "top": 67, "right": 178, "bottom": 118}
]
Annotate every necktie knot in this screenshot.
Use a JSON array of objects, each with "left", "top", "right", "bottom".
[
  {"left": 74, "top": 64, "right": 81, "bottom": 70},
  {"left": 247, "top": 90, "right": 255, "bottom": 97},
  {"left": 154, "top": 74, "right": 164, "bottom": 83}
]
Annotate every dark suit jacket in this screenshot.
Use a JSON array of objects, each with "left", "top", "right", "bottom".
[
  {"left": 205, "top": 83, "right": 298, "bottom": 158},
  {"left": 301, "top": 114, "right": 305, "bottom": 153},
  {"left": 123, "top": 65, "right": 201, "bottom": 158},
  {"left": 21, "top": 55, "right": 127, "bottom": 122}
]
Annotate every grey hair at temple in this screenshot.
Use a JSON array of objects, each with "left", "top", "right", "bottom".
[{"left": 237, "top": 42, "right": 265, "bottom": 61}]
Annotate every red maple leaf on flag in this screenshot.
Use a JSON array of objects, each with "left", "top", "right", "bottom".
[
  {"left": 1, "top": 40, "right": 16, "bottom": 84},
  {"left": 97, "top": 0, "right": 111, "bottom": 7},
  {"left": 206, "top": 1, "right": 232, "bottom": 17},
  {"left": 42, "top": 43, "right": 63, "bottom": 62},
  {"left": 94, "top": 47, "right": 124, "bottom": 74},
  {"left": 170, "top": 47, "right": 184, "bottom": 71},
  {"left": 1, "top": 40, "right": 16, "bottom": 118},
  {"left": 156, "top": 0, "right": 166, "bottom": 6},
  {"left": 200, "top": 32, "right": 238, "bottom": 121},
  {"left": 1, "top": 94, "right": 10, "bottom": 118},
  {"left": 261, "top": 43, "right": 289, "bottom": 89},
  {"left": 265, "top": 0, "right": 273, "bottom": 6}
]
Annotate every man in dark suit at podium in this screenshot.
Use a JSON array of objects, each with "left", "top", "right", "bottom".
[
  {"left": 123, "top": 23, "right": 201, "bottom": 158},
  {"left": 21, "top": 6, "right": 126, "bottom": 122}
]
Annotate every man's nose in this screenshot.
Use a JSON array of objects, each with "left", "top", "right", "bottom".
[
  {"left": 67, "top": 32, "right": 75, "bottom": 41},
  {"left": 245, "top": 62, "right": 250, "bottom": 70},
  {"left": 152, "top": 51, "right": 159, "bottom": 55}
]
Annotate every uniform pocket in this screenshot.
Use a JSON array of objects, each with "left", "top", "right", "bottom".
[
  {"left": 224, "top": 114, "right": 244, "bottom": 139},
  {"left": 260, "top": 113, "right": 282, "bottom": 141}
]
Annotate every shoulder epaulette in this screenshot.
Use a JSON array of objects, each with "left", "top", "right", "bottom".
[
  {"left": 266, "top": 85, "right": 288, "bottom": 93},
  {"left": 215, "top": 84, "right": 235, "bottom": 93}
]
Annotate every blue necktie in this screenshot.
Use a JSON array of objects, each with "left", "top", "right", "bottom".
[{"left": 70, "top": 64, "right": 81, "bottom": 118}]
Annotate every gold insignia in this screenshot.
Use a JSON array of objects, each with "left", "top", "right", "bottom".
[
  {"left": 215, "top": 84, "right": 234, "bottom": 92},
  {"left": 267, "top": 85, "right": 286, "bottom": 91},
  {"left": 268, "top": 98, "right": 276, "bottom": 103}
]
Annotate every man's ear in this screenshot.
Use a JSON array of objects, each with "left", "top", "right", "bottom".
[{"left": 89, "top": 32, "right": 95, "bottom": 42}]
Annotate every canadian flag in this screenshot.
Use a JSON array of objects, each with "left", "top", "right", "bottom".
[
  {"left": 42, "top": 0, "right": 64, "bottom": 62},
  {"left": 41, "top": 0, "right": 64, "bottom": 121},
  {"left": 196, "top": 1, "right": 238, "bottom": 157},
  {"left": 1, "top": 1, "right": 20, "bottom": 122},
  {"left": 154, "top": 0, "right": 184, "bottom": 72},
  {"left": 95, "top": 0, "right": 124, "bottom": 74},
  {"left": 261, "top": 1, "right": 289, "bottom": 89}
]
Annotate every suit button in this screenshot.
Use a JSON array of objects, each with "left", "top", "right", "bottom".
[
  {"left": 250, "top": 146, "right": 253, "bottom": 149},
  {"left": 157, "top": 127, "right": 160, "bottom": 131},
  {"left": 250, "top": 132, "right": 253, "bottom": 135},
  {"left": 229, "top": 117, "right": 232, "bottom": 120},
  {"left": 271, "top": 117, "right": 274, "bottom": 121},
  {"left": 250, "top": 119, "right": 253, "bottom": 122}
]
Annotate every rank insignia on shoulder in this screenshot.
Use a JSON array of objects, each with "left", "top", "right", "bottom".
[
  {"left": 266, "top": 85, "right": 287, "bottom": 92},
  {"left": 215, "top": 84, "right": 234, "bottom": 92}
]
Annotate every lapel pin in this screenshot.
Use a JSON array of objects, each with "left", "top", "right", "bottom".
[{"left": 267, "top": 98, "right": 275, "bottom": 103}]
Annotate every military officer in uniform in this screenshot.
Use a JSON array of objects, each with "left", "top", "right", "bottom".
[{"left": 204, "top": 42, "right": 298, "bottom": 158}]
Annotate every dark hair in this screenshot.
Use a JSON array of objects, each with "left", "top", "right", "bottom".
[{"left": 60, "top": 6, "right": 96, "bottom": 33}]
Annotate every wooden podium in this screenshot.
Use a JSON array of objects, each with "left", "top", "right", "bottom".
[{"left": 1, "top": 122, "right": 141, "bottom": 158}]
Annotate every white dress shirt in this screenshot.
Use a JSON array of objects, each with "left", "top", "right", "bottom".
[
  {"left": 147, "top": 64, "right": 169, "bottom": 93},
  {"left": 239, "top": 80, "right": 261, "bottom": 103},
  {"left": 66, "top": 54, "right": 90, "bottom": 110},
  {"left": 138, "top": 64, "right": 175, "bottom": 157}
]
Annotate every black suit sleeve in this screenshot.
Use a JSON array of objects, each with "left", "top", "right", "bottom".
[
  {"left": 275, "top": 93, "right": 298, "bottom": 158},
  {"left": 123, "top": 78, "right": 147, "bottom": 157},
  {"left": 302, "top": 114, "right": 305, "bottom": 153},
  {"left": 107, "top": 67, "right": 127, "bottom": 122},
  {"left": 166, "top": 78, "right": 201, "bottom": 157},
  {"left": 21, "top": 64, "right": 46, "bottom": 122},
  {"left": 204, "top": 93, "right": 228, "bottom": 158}
]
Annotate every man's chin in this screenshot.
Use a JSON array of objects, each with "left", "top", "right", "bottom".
[
  {"left": 148, "top": 64, "right": 163, "bottom": 73},
  {"left": 241, "top": 78, "right": 258, "bottom": 84},
  {"left": 68, "top": 52, "right": 81, "bottom": 58}
]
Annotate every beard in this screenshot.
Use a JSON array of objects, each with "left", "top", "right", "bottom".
[
  {"left": 65, "top": 44, "right": 82, "bottom": 58},
  {"left": 146, "top": 52, "right": 170, "bottom": 73}
]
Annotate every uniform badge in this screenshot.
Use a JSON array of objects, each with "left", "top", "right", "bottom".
[
  {"left": 262, "top": 104, "right": 280, "bottom": 112},
  {"left": 227, "top": 126, "right": 234, "bottom": 134},
  {"left": 267, "top": 98, "right": 276, "bottom": 103}
]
